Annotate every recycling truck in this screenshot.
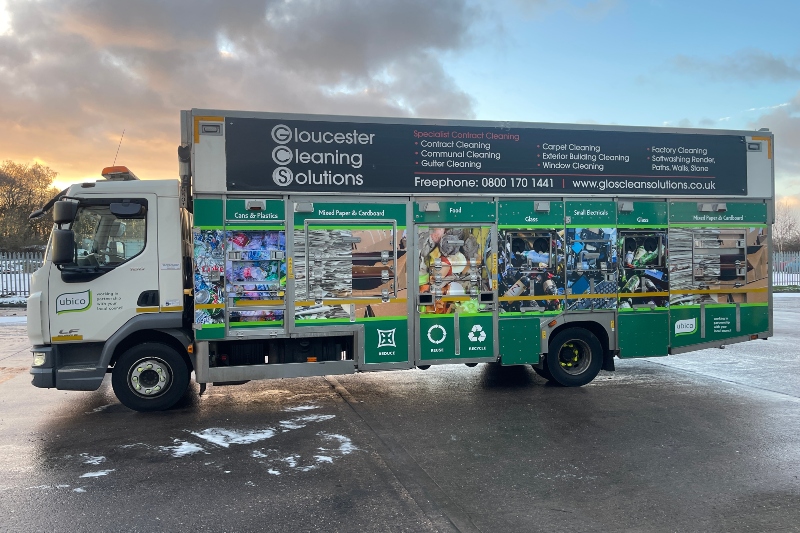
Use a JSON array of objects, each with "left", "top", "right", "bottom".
[{"left": 27, "top": 109, "right": 775, "bottom": 411}]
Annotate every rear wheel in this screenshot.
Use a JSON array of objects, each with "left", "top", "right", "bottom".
[
  {"left": 545, "top": 328, "right": 603, "bottom": 387},
  {"left": 112, "top": 343, "right": 190, "bottom": 412}
]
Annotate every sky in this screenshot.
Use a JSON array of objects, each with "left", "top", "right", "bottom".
[{"left": 0, "top": 0, "right": 798, "bottom": 202}]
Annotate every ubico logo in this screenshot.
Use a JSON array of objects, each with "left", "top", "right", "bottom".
[
  {"left": 56, "top": 290, "right": 92, "bottom": 314},
  {"left": 674, "top": 318, "right": 697, "bottom": 336}
]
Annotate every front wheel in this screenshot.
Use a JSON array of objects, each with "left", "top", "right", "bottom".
[
  {"left": 545, "top": 328, "right": 603, "bottom": 387},
  {"left": 112, "top": 343, "right": 190, "bottom": 412}
]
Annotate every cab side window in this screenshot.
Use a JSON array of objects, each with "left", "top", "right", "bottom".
[{"left": 68, "top": 202, "right": 146, "bottom": 269}]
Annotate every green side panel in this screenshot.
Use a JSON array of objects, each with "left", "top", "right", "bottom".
[
  {"left": 670, "top": 306, "right": 702, "bottom": 348},
  {"left": 225, "top": 199, "right": 284, "bottom": 222},
  {"left": 565, "top": 200, "right": 616, "bottom": 227},
  {"left": 459, "top": 314, "right": 494, "bottom": 359},
  {"left": 195, "top": 325, "right": 225, "bottom": 340},
  {"left": 498, "top": 201, "right": 564, "bottom": 227},
  {"left": 704, "top": 305, "right": 738, "bottom": 342},
  {"left": 414, "top": 202, "right": 496, "bottom": 223},
  {"left": 229, "top": 321, "right": 283, "bottom": 328},
  {"left": 294, "top": 203, "right": 406, "bottom": 226},
  {"left": 420, "top": 315, "right": 456, "bottom": 360},
  {"left": 499, "top": 316, "right": 541, "bottom": 365},
  {"left": 618, "top": 311, "right": 668, "bottom": 358},
  {"left": 670, "top": 305, "right": 751, "bottom": 349},
  {"left": 669, "top": 201, "right": 767, "bottom": 224},
  {"left": 740, "top": 304, "right": 769, "bottom": 335},
  {"left": 363, "top": 318, "right": 409, "bottom": 364},
  {"left": 617, "top": 202, "right": 667, "bottom": 227},
  {"left": 194, "top": 198, "right": 224, "bottom": 227}
]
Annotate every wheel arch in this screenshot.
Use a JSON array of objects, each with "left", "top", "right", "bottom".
[
  {"left": 109, "top": 329, "right": 193, "bottom": 371},
  {"left": 546, "top": 319, "right": 615, "bottom": 372},
  {"left": 549, "top": 321, "right": 609, "bottom": 351},
  {"left": 99, "top": 314, "right": 194, "bottom": 371}
]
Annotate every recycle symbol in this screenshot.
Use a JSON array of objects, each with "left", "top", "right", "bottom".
[{"left": 468, "top": 324, "right": 487, "bottom": 342}]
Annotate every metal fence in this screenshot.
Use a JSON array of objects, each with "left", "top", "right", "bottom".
[
  {"left": 774, "top": 251, "right": 800, "bottom": 287},
  {"left": 0, "top": 251, "right": 44, "bottom": 299},
  {"left": 1, "top": 250, "right": 800, "bottom": 300}
]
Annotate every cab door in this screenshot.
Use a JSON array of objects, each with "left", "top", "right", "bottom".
[{"left": 48, "top": 195, "right": 158, "bottom": 343}]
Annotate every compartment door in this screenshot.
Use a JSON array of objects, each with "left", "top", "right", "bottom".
[
  {"left": 295, "top": 220, "right": 410, "bottom": 366},
  {"left": 416, "top": 225, "right": 496, "bottom": 363}
]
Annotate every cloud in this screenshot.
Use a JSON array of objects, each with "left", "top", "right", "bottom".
[
  {"left": 0, "top": 0, "right": 479, "bottom": 184},
  {"left": 748, "top": 91, "right": 800, "bottom": 196},
  {"left": 672, "top": 49, "right": 800, "bottom": 83},
  {"left": 510, "top": 0, "right": 619, "bottom": 19}
]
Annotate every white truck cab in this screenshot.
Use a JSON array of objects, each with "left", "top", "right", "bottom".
[{"left": 28, "top": 167, "right": 194, "bottom": 410}]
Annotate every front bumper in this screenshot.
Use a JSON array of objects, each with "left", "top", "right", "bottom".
[{"left": 29, "top": 345, "right": 105, "bottom": 391}]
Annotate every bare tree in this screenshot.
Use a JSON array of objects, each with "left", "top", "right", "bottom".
[
  {"left": 0, "top": 161, "right": 60, "bottom": 252},
  {"left": 774, "top": 199, "right": 800, "bottom": 253}
]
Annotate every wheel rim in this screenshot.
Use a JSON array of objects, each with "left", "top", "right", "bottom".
[
  {"left": 557, "top": 339, "right": 592, "bottom": 375},
  {"left": 128, "top": 357, "right": 173, "bottom": 398}
]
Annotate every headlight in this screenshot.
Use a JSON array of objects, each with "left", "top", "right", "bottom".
[{"left": 32, "top": 352, "right": 47, "bottom": 367}]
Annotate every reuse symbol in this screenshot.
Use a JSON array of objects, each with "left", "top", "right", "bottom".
[{"left": 427, "top": 324, "right": 447, "bottom": 345}]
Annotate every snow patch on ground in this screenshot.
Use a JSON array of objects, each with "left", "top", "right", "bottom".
[
  {"left": 80, "top": 469, "right": 115, "bottom": 478},
  {"left": 80, "top": 454, "right": 106, "bottom": 465},
  {"left": 279, "top": 414, "right": 335, "bottom": 430},
  {"left": 86, "top": 404, "right": 113, "bottom": 414},
  {"left": 160, "top": 440, "right": 207, "bottom": 457},
  {"left": 249, "top": 431, "right": 358, "bottom": 475},
  {"left": 319, "top": 433, "right": 358, "bottom": 455},
  {"left": 190, "top": 428, "right": 277, "bottom": 448},
  {"left": 283, "top": 404, "right": 320, "bottom": 412}
]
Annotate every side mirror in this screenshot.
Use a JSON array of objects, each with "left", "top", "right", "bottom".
[
  {"left": 53, "top": 200, "right": 79, "bottom": 225},
  {"left": 52, "top": 229, "right": 75, "bottom": 265}
]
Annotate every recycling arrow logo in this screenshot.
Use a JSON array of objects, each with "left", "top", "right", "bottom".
[{"left": 468, "top": 324, "right": 486, "bottom": 342}]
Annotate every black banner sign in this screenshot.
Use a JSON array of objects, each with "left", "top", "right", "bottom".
[{"left": 224, "top": 117, "right": 748, "bottom": 196}]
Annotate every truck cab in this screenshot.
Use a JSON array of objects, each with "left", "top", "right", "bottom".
[{"left": 28, "top": 168, "right": 194, "bottom": 411}]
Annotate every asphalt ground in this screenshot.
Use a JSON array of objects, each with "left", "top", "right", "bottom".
[{"left": 1, "top": 297, "right": 799, "bottom": 532}]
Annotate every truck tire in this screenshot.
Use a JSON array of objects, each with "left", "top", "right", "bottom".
[
  {"left": 545, "top": 328, "right": 603, "bottom": 387},
  {"left": 111, "top": 343, "right": 190, "bottom": 412}
]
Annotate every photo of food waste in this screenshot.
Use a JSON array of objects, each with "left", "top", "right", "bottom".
[
  {"left": 294, "top": 228, "right": 406, "bottom": 320},
  {"left": 193, "top": 228, "right": 226, "bottom": 326},
  {"left": 497, "top": 230, "right": 565, "bottom": 313},
  {"left": 565, "top": 228, "right": 618, "bottom": 310},
  {"left": 617, "top": 231, "right": 669, "bottom": 309},
  {"left": 418, "top": 227, "right": 491, "bottom": 314},
  {"left": 225, "top": 230, "right": 287, "bottom": 324},
  {"left": 669, "top": 226, "right": 768, "bottom": 306}
]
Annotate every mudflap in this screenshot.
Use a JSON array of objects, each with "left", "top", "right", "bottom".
[{"left": 602, "top": 351, "right": 616, "bottom": 372}]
